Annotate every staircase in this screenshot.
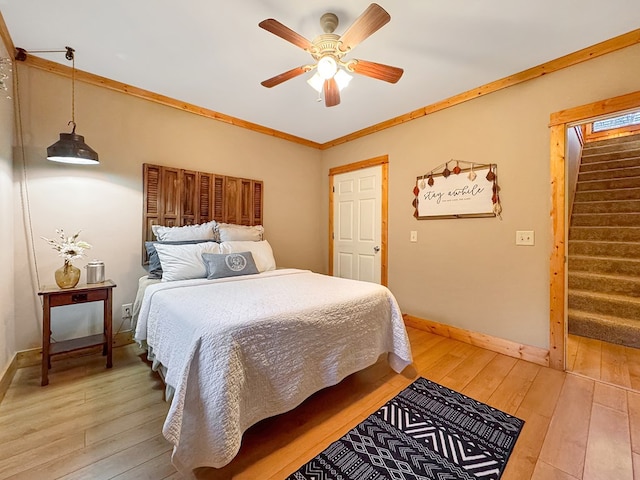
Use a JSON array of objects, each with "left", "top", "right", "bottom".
[{"left": 568, "top": 134, "right": 640, "bottom": 348}]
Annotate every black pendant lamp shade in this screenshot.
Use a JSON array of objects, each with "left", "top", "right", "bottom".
[{"left": 47, "top": 123, "right": 99, "bottom": 165}]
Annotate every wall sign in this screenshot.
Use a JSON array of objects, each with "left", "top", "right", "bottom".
[{"left": 412, "top": 161, "right": 501, "bottom": 219}]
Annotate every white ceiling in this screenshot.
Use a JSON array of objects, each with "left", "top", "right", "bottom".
[{"left": 1, "top": 1, "right": 639, "bottom": 144}]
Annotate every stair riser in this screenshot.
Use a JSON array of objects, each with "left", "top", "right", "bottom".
[
  {"left": 583, "top": 139, "right": 640, "bottom": 155},
  {"left": 577, "top": 177, "right": 640, "bottom": 191},
  {"left": 568, "top": 241, "right": 640, "bottom": 258},
  {"left": 584, "top": 133, "right": 640, "bottom": 149},
  {"left": 568, "top": 315, "right": 640, "bottom": 348},
  {"left": 569, "top": 227, "right": 640, "bottom": 242},
  {"left": 572, "top": 201, "right": 640, "bottom": 214},
  {"left": 574, "top": 188, "right": 640, "bottom": 202},
  {"left": 571, "top": 213, "right": 640, "bottom": 227},
  {"left": 569, "top": 293, "right": 640, "bottom": 318},
  {"left": 569, "top": 257, "right": 640, "bottom": 276},
  {"left": 568, "top": 274, "right": 640, "bottom": 297},
  {"left": 579, "top": 158, "right": 640, "bottom": 173},
  {"left": 578, "top": 167, "right": 640, "bottom": 182},
  {"left": 582, "top": 147, "right": 640, "bottom": 162}
]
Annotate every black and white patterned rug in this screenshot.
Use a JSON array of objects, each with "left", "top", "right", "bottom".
[{"left": 287, "top": 377, "right": 524, "bottom": 480}]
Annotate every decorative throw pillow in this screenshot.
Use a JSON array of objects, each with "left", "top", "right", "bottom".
[
  {"left": 154, "top": 241, "right": 220, "bottom": 282},
  {"left": 214, "top": 223, "right": 264, "bottom": 242},
  {"left": 219, "top": 240, "right": 276, "bottom": 272},
  {"left": 153, "top": 220, "right": 217, "bottom": 241},
  {"left": 201, "top": 252, "right": 259, "bottom": 279},
  {"left": 145, "top": 239, "right": 212, "bottom": 279}
]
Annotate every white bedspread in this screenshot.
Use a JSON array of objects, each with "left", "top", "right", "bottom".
[{"left": 135, "top": 268, "right": 412, "bottom": 475}]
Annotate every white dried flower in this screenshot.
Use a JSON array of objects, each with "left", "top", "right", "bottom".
[{"left": 42, "top": 228, "right": 92, "bottom": 263}]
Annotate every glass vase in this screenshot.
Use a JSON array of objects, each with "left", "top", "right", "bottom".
[{"left": 55, "top": 261, "right": 81, "bottom": 289}]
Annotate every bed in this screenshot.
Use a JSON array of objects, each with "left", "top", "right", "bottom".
[
  {"left": 136, "top": 174, "right": 412, "bottom": 476},
  {"left": 133, "top": 266, "right": 412, "bottom": 476}
]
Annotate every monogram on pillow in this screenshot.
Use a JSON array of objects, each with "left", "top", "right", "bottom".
[{"left": 202, "top": 252, "right": 259, "bottom": 279}]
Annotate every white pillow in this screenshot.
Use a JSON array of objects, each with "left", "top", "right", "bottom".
[
  {"left": 220, "top": 240, "right": 276, "bottom": 272},
  {"left": 216, "top": 223, "right": 264, "bottom": 242},
  {"left": 153, "top": 221, "right": 217, "bottom": 241},
  {"left": 155, "top": 241, "right": 220, "bottom": 281}
]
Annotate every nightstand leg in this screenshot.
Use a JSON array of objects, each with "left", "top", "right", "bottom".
[
  {"left": 41, "top": 296, "right": 51, "bottom": 386},
  {"left": 105, "top": 290, "right": 113, "bottom": 368}
]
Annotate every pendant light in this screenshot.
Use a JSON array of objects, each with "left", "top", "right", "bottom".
[{"left": 46, "top": 47, "right": 99, "bottom": 165}]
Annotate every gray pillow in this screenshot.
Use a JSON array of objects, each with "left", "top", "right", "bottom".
[
  {"left": 145, "top": 239, "right": 212, "bottom": 279},
  {"left": 201, "top": 251, "right": 259, "bottom": 279}
]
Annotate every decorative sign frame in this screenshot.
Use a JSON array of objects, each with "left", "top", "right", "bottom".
[{"left": 412, "top": 160, "right": 501, "bottom": 219}]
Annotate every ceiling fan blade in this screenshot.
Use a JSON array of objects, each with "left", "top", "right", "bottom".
[
  {"left": 350, "top": 59, "right": 404, "bottom": 83},
  {"left": 261, "top": 66, "right": 309, "bottom": 88},
  {"left": 324, "top": 78, "right": 340, "bottom": 107},
  {"left": 339, "top": 3, "right": 390, "bottom": 52},
  {"left": 259, "top": 19, "right": 313, "bottom": 51}
]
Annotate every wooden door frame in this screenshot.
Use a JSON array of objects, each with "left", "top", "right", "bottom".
[
  {"left": 329, "top": 155, "right": 389, "bottom": 286},
  {"left": 549, "top": 90, "right": 640, "bottom": 370}
]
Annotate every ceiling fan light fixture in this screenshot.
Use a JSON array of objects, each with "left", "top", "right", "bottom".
[
  {"left": 317, "top": 56, "right": 337, "bottom": 80},
  {"left": 335, "top": 69, "right": 353, "bottom": 90},
  {"left": 307, "top": 68, "right": 352, "bottom": 94},
  {"left": 306, "top": 72, "right": 324, "bottom": 93}
]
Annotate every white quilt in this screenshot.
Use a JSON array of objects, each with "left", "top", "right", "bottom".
[{"left": 135, "top": 269, "right": 412, "bottom": 476}]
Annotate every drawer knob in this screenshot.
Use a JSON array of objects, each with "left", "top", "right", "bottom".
[{"left": 71, "top": 293, "right": 88, "bottom": 303}]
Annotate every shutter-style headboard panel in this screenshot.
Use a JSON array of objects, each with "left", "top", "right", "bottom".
[{"left": 142, "top": 163, "right": 264, "bottom": 264}]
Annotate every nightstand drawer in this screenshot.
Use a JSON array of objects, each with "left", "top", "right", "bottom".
[{"left": 49, "top": 288, "right": 109, "bottom": 307}]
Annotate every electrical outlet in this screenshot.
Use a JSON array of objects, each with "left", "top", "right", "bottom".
[
  {"left": 516, "top": 230, "right": 535, "bottom": 246},
  {"left": 122, "top": 303, "right": 133, "bottom": 318}
]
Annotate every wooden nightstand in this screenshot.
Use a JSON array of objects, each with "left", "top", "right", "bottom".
[{"left": 38, "top": 280, "right": 117, "bottom": 386}]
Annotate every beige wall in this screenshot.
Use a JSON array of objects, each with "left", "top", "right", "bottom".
[
  {"left": 7, "top": 41, "right": 640, "bottom": 357},
  {"left": 321, "top": 44, "right": 640, "bottom": 350},
  {"left": 12, "top": 65, "right": 323, "bottom": 351},
  {"left": 0, "top": 41, "right": 14, "bottom": 378}
]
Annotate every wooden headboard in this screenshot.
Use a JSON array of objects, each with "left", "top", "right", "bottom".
[{"left": 142, "top": 163, "right": 263, "bottom": 264}]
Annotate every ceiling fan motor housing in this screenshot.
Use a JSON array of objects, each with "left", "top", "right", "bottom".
[{"left": 310, "top": 33, "right": 345, "bottom": 62}]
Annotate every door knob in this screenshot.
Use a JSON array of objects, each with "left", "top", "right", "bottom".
[{"left": 374, "top": 246, "right": 380, "bottom": 253}]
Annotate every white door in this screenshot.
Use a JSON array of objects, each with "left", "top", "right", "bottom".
[{"left": 333, "top": 166, "right": 382, "bottom": 283}]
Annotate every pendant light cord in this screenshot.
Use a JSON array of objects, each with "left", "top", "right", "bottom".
[
  {"left": 14, "top": 61, "right": 43, "bottom": 304},
  {"left": 70, "top": 54, "right": 75, "bottom": 129}
]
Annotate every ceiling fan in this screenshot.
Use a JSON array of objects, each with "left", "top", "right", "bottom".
[{"left": 259, "top": 3, "right": 404, "bottom": 107}]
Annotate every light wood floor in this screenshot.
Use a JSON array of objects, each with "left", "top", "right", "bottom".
[
  {"left": 1, "top": 327, "right": 639, "bottom": 479},
  {"left": 567, "top": 333, "right": 640, "bottom": 391}
]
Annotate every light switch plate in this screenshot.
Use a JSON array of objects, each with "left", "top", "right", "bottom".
[
  {"left": 410, "top": 231, "right": 418, "bottom": 242},
  {"left": 516, "top": 230, "right": 535, "bottom": 246}
]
